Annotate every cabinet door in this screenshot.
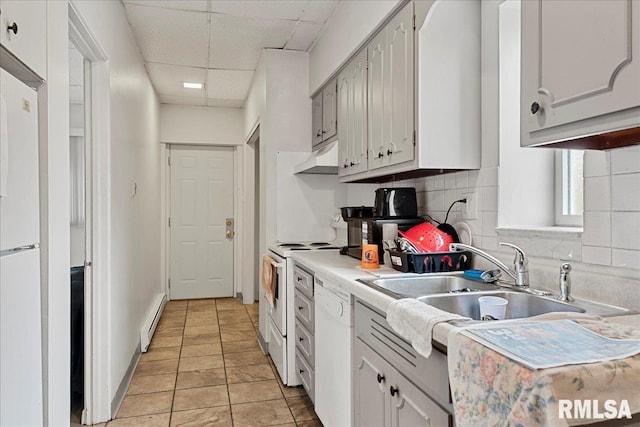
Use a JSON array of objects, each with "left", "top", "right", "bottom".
[
  {"left": 390, "top": 371, "right": 451, "bottom": 427},
  {"left": 312, "top": 94, "right": 323, "bottom": 147},
  {"left": 337, "top": 72, "right": 352, "bottom": 176},
  {"left": 521, "top": 0, "right": 640, "bottom": 141},
  {"left": 350, "top": 50, "right": 369, "bottom": 175},
  {"left": 338, "top": 49, "right": 368, "bottom": 177},
  {"left": 0, "top": 1, "right": 47, "bottom": 79},
  {"left": 354, "top": 338, "right": 390, "bottom": 427},
  {"left": 367, "top": 30, "right": 388, "bottom": 170},
  {"left": 322, "top": 80, "right": 337, "bottom": 141},
  {"left": 385, "top": 3, "right": 415, "bottom": 166}
]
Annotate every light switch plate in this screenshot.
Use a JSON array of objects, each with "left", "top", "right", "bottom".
[{"left": 461, "top": 191, "right": 478, "bottom": 220}]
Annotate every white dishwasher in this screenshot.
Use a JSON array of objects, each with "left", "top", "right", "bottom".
[{"left": 314, "top": 275, "right": 352, "bottom": 427}]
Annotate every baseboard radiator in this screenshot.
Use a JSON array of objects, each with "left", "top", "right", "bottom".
[{"left": 140, "top": 293, "right": 167, "bottom": 352}]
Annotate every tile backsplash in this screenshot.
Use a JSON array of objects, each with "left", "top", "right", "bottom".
[{"left": 389, "top": 145, "right": 640, "bottom": 310}]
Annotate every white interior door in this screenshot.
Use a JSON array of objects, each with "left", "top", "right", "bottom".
[{"left": 170, "top": 145, "right": 234, "bottom": 299}]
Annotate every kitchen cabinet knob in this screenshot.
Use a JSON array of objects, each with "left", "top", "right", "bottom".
[
  {"left": 530, "top": 101, "right": 540, "bottom": 115},
  {"left": 7, "top": 22, "right": 17, "bottom": 35},
  {"left": 377, "top": 152, "right": 384, "bottom": 159},
  {"left": 386, "top": 149, "right": 393, "bottom": 156},
  {"left": 299, "top": 369, "right": 304, "bottom": 374},
  {"left": 377, "top": 373, "right": 385, "bottom": 384},
  {"left": 350, "top": 162, "right": 355, "bottom": 167},
  {"left": 316, "top": 132, "right": 322, "bottom": 137},
  {"left": 296, "top": 276, "right": 302, "bottom": 282},
  {"left": 299, "top": 337, "right": 304, "bottom": 342},
  {"left": 343, "top": 163, "right": 348, "bottom": 168},
  {"left": 390, "top": 386, "right": 398, "bottom": 396},
  {"left": 298, "top": 306, "right": 303, "bottom": 311}
]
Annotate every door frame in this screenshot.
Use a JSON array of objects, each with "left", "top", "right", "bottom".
[
  {"left": 163, "top": 144, "right": 244, "bottom": 301},
  {"left": 69, "top": 4, "right": 112, "bottom": 424}
]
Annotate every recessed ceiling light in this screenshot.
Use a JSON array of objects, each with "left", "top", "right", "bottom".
[{"left": 183, "top": 82, "right": 203, "bottom": 89}]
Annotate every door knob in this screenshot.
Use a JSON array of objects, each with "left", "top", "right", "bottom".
[
  {"left": 7, "top": 22, "right": 17, "bottom": 35},
  {"left": 530, "top": 101, "right": 540, "bottom": 115}
]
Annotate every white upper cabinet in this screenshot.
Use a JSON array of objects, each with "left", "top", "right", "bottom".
[
  {"left": 338, "top": 49, "right": 368, "bottom": 177},
  {"left": 312, "top": 79, "right": 338, "bottom": 149},
  {"left": 367, "top": 29, "right": 387, "bottom": 170},
  {"left": 521, "top": 0, "right": 640, "bottom": 148},
  {"left": 0, "top": 1, "right": 47, "bottom": 79},
  {"left": 312, "top": 94, "right": 323, "bottom": 147},
  {"left": 322, "top": 81, "right": 337, "bottom": 141},
  {"left": 383, "top": 4, "right": 415, "bottom": 168},
  {"left": 367, "top": 4, "right": 415, "bottom": 171}
]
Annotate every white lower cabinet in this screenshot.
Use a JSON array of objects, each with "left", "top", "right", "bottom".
[
  {"left": 354, "top": 339, "right": 450, "bottom": 427},
  {"left": 354, "top": 299, "right": 453, "bottom": 427}
]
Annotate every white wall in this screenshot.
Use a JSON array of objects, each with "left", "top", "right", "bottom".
[
  {"left": 160, "top": 104, "right": 243, "bottom": 145},
  {"left": 308, "top": 0, "right": 400, "bottom": 94},
  {"left": 71, "top": 0, "right": 162, "bottom": 417},
  {"left": 497, "top": 0, "right": 554, "bottom": 227}
]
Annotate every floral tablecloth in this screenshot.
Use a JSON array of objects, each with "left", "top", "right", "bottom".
[{"left": 448, "top": 317, "right": 640, "bottom": 426}]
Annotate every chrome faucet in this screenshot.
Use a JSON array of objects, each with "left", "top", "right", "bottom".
[
  {"left": 449, "top": 242, "right": 529, "bottom": 287},
  {"left": 557, "top": 263, "right": 574, "bottom": 302}
]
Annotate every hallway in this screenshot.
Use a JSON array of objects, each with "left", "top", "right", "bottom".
[{"left": 107, "top": 298, "right": 322, "bottom": 426}]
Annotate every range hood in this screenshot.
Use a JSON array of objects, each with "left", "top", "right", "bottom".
[{"left": 293, "top": 141, "right": 338, "bottom": 174}]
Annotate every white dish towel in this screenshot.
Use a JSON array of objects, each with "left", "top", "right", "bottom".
[{"left": 386, "top": 298, "right": 470, "bottom": 358}]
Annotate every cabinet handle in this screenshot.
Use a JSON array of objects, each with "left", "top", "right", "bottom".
[
  {"left": 7, "top": 22, "right": 18, "bottom": 35},
  {"left": 297, "top": 276, "right": 302, "bottom": 282},
  {"left": 350, "top": 162, "right": 355, "bottom": 167},
  {"left": 299, "top": 369, "right": 304, "bottom": 374},
  {"left": 316, "top": 132, "right": 322, "bottom": 137},
  {"left": 343, "top": 163, "right": 349, "bottom": 168},
  {"left": 386, "top": 149, "right": 393, "bottom": 156},
  {"left": 322, "top": 130, "right": 326, "bottom": 134},
  {"left": 377, "top": 152, "right": 384, "bottom": 159},
  {"left": 377, "top": 373, "right": 385, "bottom": 384},
  {"left": 390, "top": 386, "right": 399, "bottom": 396},
  {"left": 299, "top": 337, "right": 304, "bottom": 342},
  {"left": 530, "top": 101, "right": 540, "bottom": 115},
  {"left": 298, "top": 306, "right": 304, "bottom": 311}
]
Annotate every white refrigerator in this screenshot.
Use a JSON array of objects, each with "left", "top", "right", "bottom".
[{"left": 0, "top": 68, "right": 44, "bottom": 426}]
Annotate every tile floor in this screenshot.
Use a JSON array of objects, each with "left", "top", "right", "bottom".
[{"left": 105, "top": 298, "right": 323, "bottom": 427}]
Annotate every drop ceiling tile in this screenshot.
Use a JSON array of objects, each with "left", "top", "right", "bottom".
[
  {"left": 205, "top": 69, "right": 254, "bottom": 100},
  {"left": 300, "top": 1, "right": 339, "bottom": 24},
  {"left": 209, "top": 1, "right": 305, "bottom": 21},
  {"left": 147, "top": 63, "right": 207, "bottom": 97},
  {"left": 206, "top": 98, "right": 245, "bottom": 108},
  {"left": 123, "top": 0, "right": 209, "bottom": 12},
  {"left": 208, "top": 14, "right": 295, "bottom": 69},
  {"left": 160, "top": 94, "right": 207, "bottom": 106},
  {"left": 124, "top": 4, "right": 210, "bottom": 67},
  {"left": 285, "top": 21, "right": 323, "bottom": 51}
]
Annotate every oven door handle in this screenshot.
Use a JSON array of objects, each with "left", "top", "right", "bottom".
[{"left": 270, "top": 260, "right": 284, "bottom": 269}]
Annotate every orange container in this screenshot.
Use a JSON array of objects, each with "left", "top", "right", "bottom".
[{"left": 361, "top": 244, "right": 379, "bottom": 269}]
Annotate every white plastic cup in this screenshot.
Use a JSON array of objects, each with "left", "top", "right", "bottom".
[{"left": 478, "top": 296, "right": 508, "bottom": 320}]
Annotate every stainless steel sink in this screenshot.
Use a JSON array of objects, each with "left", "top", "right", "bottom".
[
  {"left": 357, "top": 275, "right": 500, "bottom": 298},
  {"left": 417, "top": 291, "right": 585, "bottom": 320}
]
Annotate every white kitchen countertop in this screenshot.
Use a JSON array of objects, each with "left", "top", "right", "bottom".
[{"left": 289, "top": 250, "right": 640, "bottom": 348}]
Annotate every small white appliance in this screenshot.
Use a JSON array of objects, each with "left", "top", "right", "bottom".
[
  {"left": 0, "top": 68, "right": 44, "bottom": 426},
  {"left": 314, "top": 275, "right": 353, "bottom": 426},
  {"left": 260, "top": 240, "right": 343, "bottom": 386}
]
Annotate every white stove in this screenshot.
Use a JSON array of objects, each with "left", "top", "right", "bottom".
[
  {"left": 269, "top": 241, "right": 344, "bottom": 258},
  {"left": 260, "top": 240, "right": 344, "bottom": 386}
]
